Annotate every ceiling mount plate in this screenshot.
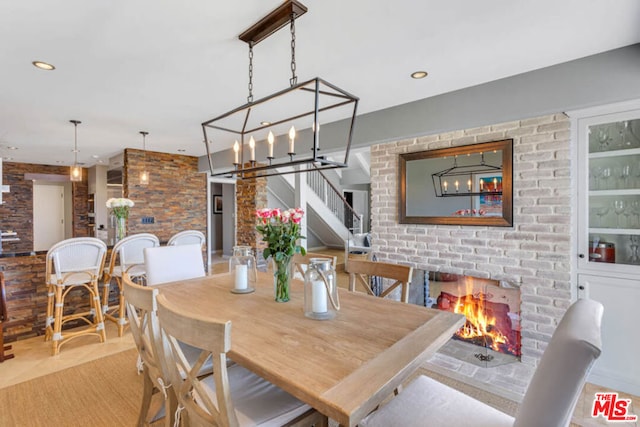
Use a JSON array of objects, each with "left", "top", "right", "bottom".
[{"left": 238, "top": 0, "right": 308, "bottom": 45}]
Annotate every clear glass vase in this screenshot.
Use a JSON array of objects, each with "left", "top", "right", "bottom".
[
  {"left": 116, "top": 217, "right": 126, "bottom": 242},
  {"left": 273, "top": 256, "right": 293, "bottom": 302}
]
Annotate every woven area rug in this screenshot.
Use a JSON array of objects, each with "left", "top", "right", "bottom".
[
  {"left": 0, "top": 346, "right": 520, "bottom": 427},
  {"left": 0, "top": 348, "right": 143, "bottom": 427}
]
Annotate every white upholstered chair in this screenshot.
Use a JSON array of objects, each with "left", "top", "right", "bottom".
[
  {"left": 346, "top": 258, "right": 413, "bottom": 303},
  {"left": 167, "top": 229, "right": 205, "bottom": 248},
  {"left": 155, "top": 293, "right": 327, "bottom": 427},
  {"left": 359, "top": 298, "right": 604, "bottom": 427},
  {"left": 45, "top": 237, "right": 107, "bottom": 355},
  {"left": 103, "top": 233, "right": 160, "bottom": 336},
  {"left": 144, "top": 244, "right": 205, "bottom": 286}
]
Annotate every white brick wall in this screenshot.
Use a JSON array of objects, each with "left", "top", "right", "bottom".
[{"left": 370, "top": 113, "right": 572, "bottom": 399}]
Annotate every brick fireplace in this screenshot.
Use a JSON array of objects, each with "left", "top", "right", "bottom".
[{"left": 370, "top": 113, "right": 572, "bottom": 399}]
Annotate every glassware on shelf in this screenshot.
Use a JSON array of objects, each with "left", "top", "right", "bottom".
[
  {"left": 613, "top": 200, "right": 627, "bottom": 228},
  {"left": 592, "top": 206, "right": 610, "bottom": 228},
  {"left": 618, "top": 164, "right": 631, "bottom": 188},
  {"left": 600, "top": 167, "right": 612, "bottom": 190},
  {"left": 596, "top": 129, "right": 610, "bottom": 151},
  {"left": 628, "top": 236, "right": 640, "bottom": 264}
]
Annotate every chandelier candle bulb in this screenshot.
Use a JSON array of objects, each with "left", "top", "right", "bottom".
[
  {"left": 455, "top": 180, "right": 459, "bottom": 192},
  {"left": 233, "top": 140, "right": 240, "bottom": 164},
  {"left": 467, "top": 179, "right": 471, "bottom": 191},
  {"left": 267, "top": 131, "right": 275, "bottom": 158},
  {"left": 288, "top": 125, "right": 296, "bottom": 154},
  {"left": 234, "top": 265, "right": 248, "bottom": 290},
  {"left": 443, "top": 181, "right": 448, "bottom": 193},
  {"left": 480, "top": 179, "right": 484, "bottom": 191},
  {"left": 493, "top": 177, "right": 498, "bottom": 189},
  {"left": 249, "top": 136, "right": 256, "bottom": 161},
  {"left": 311, "top": 280, "right": 328, "bottom": 313}
]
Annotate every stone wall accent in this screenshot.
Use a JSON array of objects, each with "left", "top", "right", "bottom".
[
  {"left": 236, "top": 174, "right": 268, "bottom": 249},
  {"left": 123, "top": 149, "right": 207, "bottom": 242},
  {"left": 0, "top": 162, "right": 90, "bottom": 252},
  {"left": 370, "top": 113, "right": 572, "bottom": 398}
]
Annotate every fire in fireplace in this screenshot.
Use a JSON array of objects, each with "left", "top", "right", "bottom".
[{"left": 429, "top": 273, "right": 521, "bottom": 360}]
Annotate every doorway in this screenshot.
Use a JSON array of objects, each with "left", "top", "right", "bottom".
[{"left": 33, "top": 183, "right": 67, "bottom": 251}]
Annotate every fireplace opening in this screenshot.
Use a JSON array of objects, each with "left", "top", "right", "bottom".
[{"left": 427, "top": 272, "right": 521, "bottom": 367}]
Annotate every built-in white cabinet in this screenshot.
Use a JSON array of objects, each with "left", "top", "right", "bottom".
[{"left": 571, "top": 100, "right": 640, "bottom": 396}]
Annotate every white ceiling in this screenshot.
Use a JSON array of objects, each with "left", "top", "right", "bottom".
[{"left": 1, "top": 0, "right": 639, "bottom": 167}]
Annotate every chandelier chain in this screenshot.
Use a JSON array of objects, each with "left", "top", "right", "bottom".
[
  {"left": 247, "top": 42, "right": 254, "bottom": 103},
  {"left": 289, "top": 12, "right": 297, "bottom": 87}
]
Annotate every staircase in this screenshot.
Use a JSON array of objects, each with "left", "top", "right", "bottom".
[{"left": 267, "top": 169, "right": 363, "bottom": 249}]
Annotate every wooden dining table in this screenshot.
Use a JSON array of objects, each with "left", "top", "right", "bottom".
[{"left": 158, "top": 271, "right": 465, "bottom": 427}]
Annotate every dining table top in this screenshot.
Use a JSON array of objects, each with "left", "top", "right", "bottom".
[{"left": 157, "top": 271, "right": 465, "bottom": 427}]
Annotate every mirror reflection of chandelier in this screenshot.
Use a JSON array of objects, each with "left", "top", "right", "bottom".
[
  {"left": 202, "top": 0, "right": 359, "bottom": 180},
  {"left": 432, "top": 152, "right": 503, "bottom": 197}
]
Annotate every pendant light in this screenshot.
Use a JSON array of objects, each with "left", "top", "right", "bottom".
[
  {"left": 202, "top": 0, "right": 358, "bottom": 180},
  {"left": 69, "top": 120, "right": 82, "bottom": 182},
  {"left": 139, "top": 131, "right": 149, "bottom": 186}
]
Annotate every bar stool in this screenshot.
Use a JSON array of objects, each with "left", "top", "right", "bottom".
[
  {"left": 44, "top": 237, "right": 107, "bottom": 356},
  {"left": 167, "top": 230, "right": 205, "bottom": 247},
  {"left": 103, "top": 233, "right": 159, "bottom": 336}
]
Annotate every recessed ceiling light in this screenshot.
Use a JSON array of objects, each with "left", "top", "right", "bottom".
[
  {"left": 3, "top": 157, "right": 13, "bottom": 161},
  {"left": 260, "top": 121, "right": 272, "bottom": 126},
  {"left": 178, "top": 149, "right": 186, "bottom": 152},
  {"left": 411, "top": 71, "right": 428, "bottom": 79},
  {"left": 7, "top": 146, "right": 18, "bottom": 150},
  {"left": 91, "top": 154, "right": 100, "bottom": 159},
  {"left": 32, "top": 61, "right": 55, "bottom": 71}
]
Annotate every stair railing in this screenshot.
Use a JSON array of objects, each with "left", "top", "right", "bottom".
[{"left": 307, "top": 168, "right": 362, "bottom": 234}]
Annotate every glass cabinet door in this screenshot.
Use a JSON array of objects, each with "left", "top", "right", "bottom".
[{"left": 585, "top": 116, "right": 640, "bottom": 268}]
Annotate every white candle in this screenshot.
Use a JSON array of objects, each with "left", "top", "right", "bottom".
[
  {"left": 268, "top": 131, "right": 274, "bottom": 157},
  {"left": 467, "top": 179, "right": 471, "bottom": 191},
  {"left": 311, "top": 280, "right": 328, "bottom": 313},
  {"left": 249, "top": 136, "right": 255, "bottom": 161},
  {"left": 480, "top": 179, "right": 484, "bottom": 191},
  {"left": 233, "top": 140, "right": 239, "bottom": 164},
  {"left": 235, "top": 265, "right": 248, "bottom": 290},
  {"left": 288, "top": 126, "right": 296, "bottom": 153},
  {"left": 443, "top": 181, "right": 448, "bottom": 193},
  {"left": 455, "top": 180, "right": 459, "bottom": 192}
]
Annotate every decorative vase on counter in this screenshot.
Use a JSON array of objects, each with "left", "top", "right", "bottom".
[
  {"left": 116, "top": 217, "right": 126, "bottom": 242},
  {"left": 273, "top": 256, "right": 293, "bottom": 302}
]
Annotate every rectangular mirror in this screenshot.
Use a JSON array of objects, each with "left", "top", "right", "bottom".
[{"left": 399, "top": 139, "right": 513, "bottom": 226}]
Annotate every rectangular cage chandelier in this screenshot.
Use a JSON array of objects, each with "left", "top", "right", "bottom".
[
  {"left": 432, "top": 151, "right": 503, "bottom": 197},
  {"left": 202, "top": 0, "right": 359, "bottom": 179}
]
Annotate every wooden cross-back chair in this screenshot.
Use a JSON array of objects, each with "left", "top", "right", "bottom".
[
  {"left": 155, "top": 293, "right": 327, "bottom": 427},
  {"left": 292, "top": 252, "right": 337, "bottom": 280},
  {"left": 346, "top": 259, "right": 413, "bottom": 303}
]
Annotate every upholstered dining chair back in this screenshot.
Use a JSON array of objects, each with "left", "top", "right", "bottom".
[
  {"left": 346, "top": 259, "right": 413, "bottom": 303},
  {"left": 155, "top": 293, "right": 322, "bottom": 427},
  {"left": 358, "top": 298, "right": 604, "bottom": 427},
  {"left": 292, "top": 252, "right": 337, "bottom": 280},
  {"left": 513, "top": 298, "right": 603, "bottom": 427},
  {"left": 167, "top": 229, "right": 206, "bottom": 248},
  {"left": 144, "top": 244, "right": 205, "bottom": 286}
]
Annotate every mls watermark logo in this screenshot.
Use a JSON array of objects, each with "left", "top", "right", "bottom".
[{"left": 592, "top": 392, "right": 638, "bottom": 422}]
